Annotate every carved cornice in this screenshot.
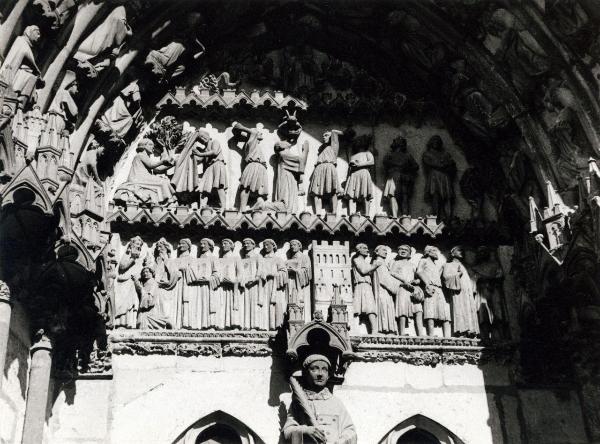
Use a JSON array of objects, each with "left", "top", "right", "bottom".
[{"left": 107, "top": 204, "right": 444, "bottom": 238}]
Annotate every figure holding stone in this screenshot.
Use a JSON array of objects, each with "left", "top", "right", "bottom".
[
  {"left": 390, "top": 245, "right": 425, "bottom": 336},
  {"left": 351, "top": 243, "right": 379, "bottom": 334},
  {"left": 417, "top": 246, "right": 451, "bottom": 337},
  {"left": 309, "top": 129, "right": 343, "bottom": 215},
  {"left": 284, "top": 354, "right": 357, "bottom": 443},
  {"left": 231, "top": 122, "right": 269, "bottom": 211},
  {"left": 260, "top": 239, "right": 288, "bottom": 330},
  {"left": 383, "top": 135, "right": 419, "bottom": 217},
  {"left": 422, "top": 135, "right": 456, "bottom": 219},
  {"left": 344, "top": 135, "right": 374, "bottom": 216}
]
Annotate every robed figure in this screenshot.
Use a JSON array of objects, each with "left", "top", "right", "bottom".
[
  {"left": 135, "top": 266, "right": 171, "bottom": 329},
  {"left": 417, "top": 246, "right": 451, "bottom": 338},
  {"left": 260, "top": 239, "right": 288, "bottom": 330},
  {"left": 371, "top": 246, "right": 399, "bottom": 334},
  {"left": 114, "top": 236, "right": 145, "bottom": 328},
  {"left": 286, "top": 240, "right": 312, "bottom": 323},
  {"left": 240, "top": 238, "right": 268, "bottom": 330},
  {"left": 217, "top": 239, "right": 243, "bottom": 329}
]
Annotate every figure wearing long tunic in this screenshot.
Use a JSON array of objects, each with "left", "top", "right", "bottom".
[
  {"left": 283, "top": 388, "right": 357, "bottom": 444},
  {"left": 390, "top": 259, "right": 423, "bottom": 318},
  {"left": 344, "top": 151, "right": 374, "bottom": 200},
  {"left": 471, "top": 258, "right": 505, "bottom": 326},
  {"left": 217, "top": 252, "right": 243, "bottom": 329},
  {"left": 241, "top": 253, "right": 267, "bottom": 330},
  {"left": 275, "top": 140, "right": 308, "bottom": 213},
  {"left": 114, "top": 248, "right": 144, "bottom": 328},
  {"left": 352, "top": 255, "right": 376, "bottom": 316},
  {"left": 136, "top": 274, "right": 171, "bottom": 329},
  {"left": 182, "top": 253, "right": 219, "bottom": 329},
  {"left": 98, "top": 81, "right": 141, "bottom": 139},
  {"left": 442, "top": 260, "right": 479, "bottom": 335},
  {"left": 422, "top": 146, "right": 456, "bottom": 204},
  {"left": 234, "top": 123, "right": 269, "bottom": 197},
  {"left": 121, "top": 150, "right": 175, "bottom": 202},
  {"left": 309, "top": 131, "right": 340, "bottom": 197},
  {"left": 153, "top": 254, "right": 183, "bottom": 328},
  {"left": 383, "top": 150, "right": 419, "bottom": 200},
  {"left": 286, "top": 251, "right": 312, "bottom": 322},
  {"left": 372, "top": 263, "right": 399, "bottom": 334},
  {"left": 145, "top": 41, "right": 186, "bottom": 77},
  {"left": 417, "top": 257, "right": 450, "bottom": 322},
  {"left": 260, "top": 253, "right": 288, "bottom": 329},
  {"left": 171, "top": 131, "right": 200, "bottom": 194},
  {"left": 198, "top": 139, "right": 228, "bottom": 195},
  {"left": 0, "top": 29, "right": 42, "bottom": 102},
  {"left": 40, "top": 83, "right": 78, "bottom": 152}
]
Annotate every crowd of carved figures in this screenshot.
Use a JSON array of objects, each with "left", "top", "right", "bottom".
[
  {"left": 110, "top": 235, "right": 506, "bottom": 340},
  {"left": 114, "top": 112, "right": 458, "bottom": 219}
]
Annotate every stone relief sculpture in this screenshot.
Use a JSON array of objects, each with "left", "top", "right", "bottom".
[
  {"left": 284, "top": 354, "right": 357, "bottom": 444},
  {"left": 145, "top": 38, "right": 205, "bottom": 83},
  {"left": 351, "top": 243, "right": 379, "bottom": 334},
  {"left": 240, "top": 238, "right": 267, "bottom": 330},
  {"left": 72, "top": 138, "right": 104, "bottom": 187},
  {"left": 371, "top": 245, "right": 399, "bottom": 334},
  {"left": 114, "top": 236, "right": 145, "bottom": 328},
  {"left": 97, "top": 80, "right": 142, "bottom": 142},
  {"left": 441, "top": 246, "right": 479, "bottom": 337},
  {"left": 0, "top": 25, "right": 44, "bottom": 108},
  {"left": 309, "top": 129, "right": 343, "bottom": 216},
  {"left": 274, "top": 112, "right": 310, "bottom": 213},
  {"left": 231, "top": 122, "right": 269, "bottom": 211},
  {"left": 73, "top": 5, "right": 132, "bottom": 78},
  {"left": 195, "top": 131, "right": 228, "bottom": 209},
  {"left": 217, "top": 238, "right": 243, "bottom": 329},
  {"left": 260, "top": 239, "right": 288, "bottom": 330},
  {"left": 383, "top": 135, "right": 419, "bottom": 217},
  {"left": 40, "top": 71, "right": 79, "bottom": 154},
  {"left": 134, "top": 265, "right": 172, "bottom": 329},
  {"left": 389, "top": 245, "right": 425, "bottom": 336},
  {"left": 286, "top": 240, "right": 312, "bottom": 317},
  {"left": 417, "top": 246, "right": 451, "bottom": 337},
  {"left": 344, "top": 135, "right": 374, "bottom": 216},
  {"left": 471, "top": 246, "right": 506, "bottom": 341},
  {"left": 114, "top": 138, "right": 176, "bottom": 205},
  {"left": 422, "top": 135, "right": 456, "bottom": 220}
]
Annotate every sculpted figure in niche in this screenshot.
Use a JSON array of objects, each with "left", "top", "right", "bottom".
[
  {"left": 260, "top": 239, "right": 288, "bottom": 330},
  {"left": 115, "top": 138, "right": 176, "bottom": 205},
  {"left": 344, "top": 135, "right": 374, "bottom": 216},
  {"left": 218, "top": 238, "right": 243, "bottom": 329},
  {"left": 274, "top": 112, "right": 310, "bottom": 214},
  {"left": 351, "top": 243, "right": 379, "bottom": 334},
  {"left": 390, "top": 245, "right": 425, "bottom": 336},
  {"left": 422, "top": 135, "right": 456, "bottom": 220},
  {"left": 286, "top": 240, "right": 312, "bottom": 318},
  {"left": 383, "top": 135, "right": 419, "bottom": 217},
  {"left": 284, "top": 354, "right": 357, "bottom": 444},
  {"left": 40, "top": 71, "right": 78, "bottom": 153},
  {"left": 441, "top": 246, "right": 479, "bottom": 337},
  {"left": 232, "top": 122, "right": 269, "bottom": 211},
  {"left": 371, "top": 245, "right": 399, "bottom": 334},
  {"left": 309, "top": 129, "right": 343, "bottom": 215},
  {"left": 471, "top": 246, "right": 506, "bottom": 341},
  {"left": 0, "top": 25, "right": 44, "bottom": 108},
  {"left": 417, "top": 246, "right": 451, "bottom": 337},
  {"left": 114, "top": 236, "right": 145, "bottom": 328},
  {"left": 240, "top": 238, "right": 267, "bottom": 330},
  {"left": 97, "top": 80, "right": 142, "bottom": 142},
  {"left": 134, "top": 265, "right": 172, "bottom": 329},
  {"left": 73, "top": 6, "right": 132, "bottom": 78}
]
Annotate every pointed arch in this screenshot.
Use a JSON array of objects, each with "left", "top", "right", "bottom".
[
  {"left": 172, "top": 410, "right": 266, "bottom": 444},
  {"left": 379, "top": 414, "right": 466, "bottom": 444}
]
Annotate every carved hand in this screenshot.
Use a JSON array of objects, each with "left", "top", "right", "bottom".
[{"left": 305, "top": 426, "right": 327, "bottom": 443}]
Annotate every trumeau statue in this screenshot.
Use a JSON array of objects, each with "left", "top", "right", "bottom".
[
  {"left": 422, "top": 135, "right": 456, "bottom": 220},
  {"left": 114, "top": 236, "right": 145, "bottom": 328},
  {"left": 309, "top": 129, "right": 343, "bottom": 216},
  {"left": 441, "top": 246, "right": 479, "bottom": 337},
  {"left": 232, "top": 122, "right": 269, "bottom": 211},
  {"left": 284, "top": 354, "right": 357, "bottom": 444},
  {"left": 371, "top": 245, "right": 399, "bottom": 334},
  {"left": 351, "top": 243, "right": 379, "bottom": 334},
  {"left": 390, "top": 245, "right": 425, "bottom": 336},
  {"left": 344, "top": 135, "right": 374, "bottom": 216},
  {"left": 383, "top": 135, "right": 419, "bottom": 217},
  {"left": 115, "top": 138, "right": 176, "bottom": 205},
  {"left": 417, "top": 245, "right": 451, "bottom": 337},
  {"left": 240, "top": 238, "right": 267, "bottom": 330},
  {"left": 0, "top": 25, "right": 44, "bottom": 108},
  {"left": 260, "top": 239, "right": 288, "bottom": 330},
  {"left": 274, "top": 112, "right": 310, "bottom": 214}
]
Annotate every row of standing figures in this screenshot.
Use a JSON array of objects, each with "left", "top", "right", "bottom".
[
  {"left": 112, "top": 114, "right": 457, "bottom": 219},
  {"left": 111, "top": 236, "right": 505, "bottom": 340}
]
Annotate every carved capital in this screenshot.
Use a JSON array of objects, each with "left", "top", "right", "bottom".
[{"left": 31, "top": 329, "right": 53, "bottom": 354}]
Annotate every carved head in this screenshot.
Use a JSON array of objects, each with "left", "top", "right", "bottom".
[
  {"left": 424, "top": 245, "right": 439, "bottom": 260},
  {"left": 178, "top": 238, "right": 192, "bottom": 254},
  {"left": 127, "top": 236, "right": 144, "bottom": 259},
  {"left": 450, "top": 246, "right": 464, "bottom": 260},
  {"left": 289, "top": 239, "right": 302, "bottom": 253},
  {"left": 303, "top": 354, "right": 331, "bottom": 389},
  {"left": 154, "top": 238, "right": 172, "bottom": 257},
  {"left": 200, "top": 238, "right": 214, "bottom": 253},
  {"left": 197, "top": 130, "right": 211, "bottom": 145},
  {"left": 397, "top": 244, "right": 411, "bottom": 259},
  {"left": 24, "top": 25, "right": 41, "bottom": 44},
  {"left": 141, "top": 266, "right": 155, "bottom": 281},
  {"left": 322, "top": 131, "right": 332, "bottom": 144},
  {"left": 263, "top": 239, "right": 277, "bottom": 254},
  {"left": 391, "top": 136, "right": 407, "bottom": 152},
  {"left": 221, "top": 238, "right": 234, "bottom": 253},
  {"left": 138, "top": 138, "right": 155, "bottom": 154},
  {"left": 355, "top": 243, "right": 369, "bottom": 257},
  {"left": 0, "top": 281, "right": 9, "bottom": 301},
  {"left": 426, "top": 135, "right": 443, "bottom": 152},
  {"left": 374, "top": 245, "right": 388, "bottom": 259},
  {"left": 242, "top": 238, "right": 256, "bottom": 253}
]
